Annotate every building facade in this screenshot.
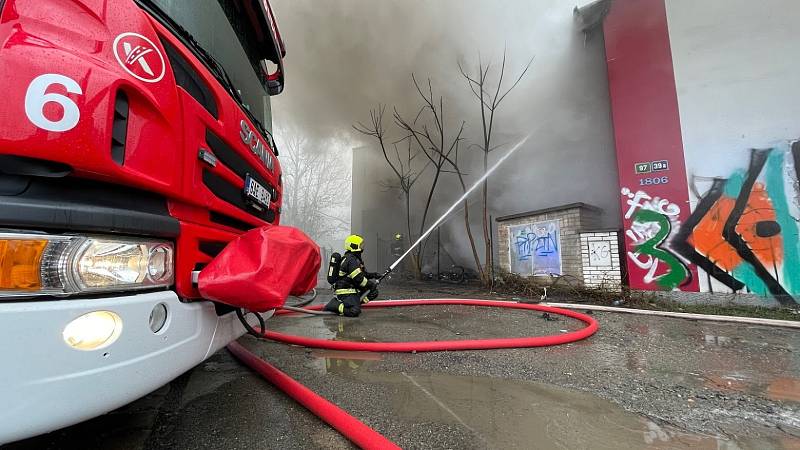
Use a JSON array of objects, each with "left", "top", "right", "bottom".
[
  {"left": 352, "top": 0, "right": 800, "bottom": 308},
  {"left": 604, "top": 0, "right": 800, "bottom": 307}
]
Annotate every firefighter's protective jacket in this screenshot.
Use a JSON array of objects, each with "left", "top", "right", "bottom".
[{"left": 333, "top": 251, "right": 377, "bottom": 296}]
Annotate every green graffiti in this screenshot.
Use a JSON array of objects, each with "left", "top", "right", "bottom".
[
  {"left": 723, "top": 170, "right": 747, "bottom": 197},
  {"left": 732, "top": 263, "right": 769, "bottom": 296},
  {"left": 765, "top": 150, "right": 800, "bottom": 294},
  {"left": 633, "top": 208, "right": 690, "bottom": 290}
]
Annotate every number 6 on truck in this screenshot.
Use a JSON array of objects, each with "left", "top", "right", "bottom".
[{"left": 24, "top": 73, "right": 82, "bottom": 132}]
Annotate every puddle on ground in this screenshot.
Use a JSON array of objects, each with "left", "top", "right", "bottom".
[
  {"left": 701, "top": 333, "right": 796, "bottom": 352},
  {"left": 271, "top": 305, "right": 800, "bottom": 448},
  {"left": 271, "top": 305, "right": 584, "bottom": 344},
  {"left": 380, "top": 372, "right": 799, "bottom": 449},
  {"left": 269, "top": 315, "right": 339, "bottom": 340},
  {"left": 669, "top": 332, "right": 800, "bottom": 404},
  {"left": 305, "top": 349, "right": 383, "bottom": 375},
  {"left": 315, "top": 353, "right": 799, "bottom": 449},
  {"left": 584, "top": 322, "right": 800, "bottom": 407}
]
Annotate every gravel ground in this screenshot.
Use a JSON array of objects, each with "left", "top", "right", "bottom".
[{"left": 7, "top": 283, "right": 800, "bottom": 449}]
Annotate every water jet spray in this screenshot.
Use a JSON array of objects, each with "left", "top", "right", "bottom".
[{"left": 375, "top": 134, "right": 531, "bottom": 281}]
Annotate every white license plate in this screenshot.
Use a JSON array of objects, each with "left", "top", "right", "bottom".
[{"left": 244, "top": 175, "right": 270, "bottom": 210}]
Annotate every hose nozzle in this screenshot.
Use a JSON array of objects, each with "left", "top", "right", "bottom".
[{"left": 378, "top": 268, "right": 392, "bottom": 281}]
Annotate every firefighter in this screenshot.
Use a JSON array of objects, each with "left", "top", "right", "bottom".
[
  {"left": 324, "top": 234, "right": 379, "bottom": 317},
  {"left": 391, "top": 233, "right": 404, "bottom": 259}
]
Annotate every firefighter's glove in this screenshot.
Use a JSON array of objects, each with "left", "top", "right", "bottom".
[
  {"left": 366, "top": 288, "right": 379, "bottom": 302},
  {"left": 366, "top": 279, "right": 378, "bottom": 290}
]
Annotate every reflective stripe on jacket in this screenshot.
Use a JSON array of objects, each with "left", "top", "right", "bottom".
[{"left": 334, "top": 252, "right": 370, "bottom": 292}]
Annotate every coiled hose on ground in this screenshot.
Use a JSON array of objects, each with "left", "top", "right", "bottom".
[{"left": 228, "top": 299, "right": 598, "bottom": 449}]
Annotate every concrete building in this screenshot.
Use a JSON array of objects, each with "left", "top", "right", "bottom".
[
  {"left": 350, "top": 145, "right": 405, "bottom": 270},
  {"left": 352, "top": 0, "right": 800, "bottom": 308},
  {"left": 604, "top": 0, "right": 800, "bottom": 308}
]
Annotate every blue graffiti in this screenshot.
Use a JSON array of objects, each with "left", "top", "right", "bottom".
[{"left": 516, "top": 232, "right": 559, "bottom": 261}]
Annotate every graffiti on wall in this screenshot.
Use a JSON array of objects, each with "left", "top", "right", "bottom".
[
  {"left": 588, "top": 241, "right": 611, "bottom": 266},
  {"left": 673, "top": 146, "right": 800, "bottom": 306},
  {"left": 621, "top": 187, "right": 692, "bottom": 290},
  {"left": 508, "top": 220, "right": 562, "bottom": 276},
  {"left": 619, "top": 142, "right": 800, "bottom": 305}
]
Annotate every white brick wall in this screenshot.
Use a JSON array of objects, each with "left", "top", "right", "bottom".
[
  {"left": 579, "top": 231, "right": 622, "bottom": 290},
  {"left": 497, "top": 205, "right": 610, "bottom": 285}
]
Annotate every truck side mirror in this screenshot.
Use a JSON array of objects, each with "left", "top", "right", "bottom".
[{"left": 266, "top": 67, "right": 284, "bottom": 96}]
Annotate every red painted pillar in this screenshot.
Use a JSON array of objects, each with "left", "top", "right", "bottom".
[{"left": 603, "top": 0, "right": 699, "bottom": 291}]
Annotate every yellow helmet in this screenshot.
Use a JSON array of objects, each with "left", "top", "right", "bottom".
[{"left": 344, "top": 234, "right": 365, "bottom": 252}]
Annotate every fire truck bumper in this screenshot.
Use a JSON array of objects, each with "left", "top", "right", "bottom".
[{"left": 0, "top": 290, "right": 268, "bottom": 444}]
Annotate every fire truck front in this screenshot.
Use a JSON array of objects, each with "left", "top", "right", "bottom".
[{"left": 0, "top": 0, "right": 286, "bottom": 442}]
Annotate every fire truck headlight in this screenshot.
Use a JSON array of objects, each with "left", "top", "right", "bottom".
[
  {"left": 0, "top": 232, "right": 174, "bottom": 297},
  {"left": 63, "top": 310, "right": 123, "bottom": 350},
  {"left": 73, "top": 238, "right": 174, "bottom": 292},
  {"left": 147, "top": 245, "right": 173, "bottom": 282}
]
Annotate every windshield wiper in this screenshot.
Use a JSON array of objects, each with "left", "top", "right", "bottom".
[{"left": 199, "top": 46, "right": 272, "bottom": 143}]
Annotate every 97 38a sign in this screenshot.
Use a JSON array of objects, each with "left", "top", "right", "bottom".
[
  {"left": 635, "top": 159, "right": 670, "bottom": 185},
  {"left": 635, "top": 159, "right": 669, "bottom": 174}
]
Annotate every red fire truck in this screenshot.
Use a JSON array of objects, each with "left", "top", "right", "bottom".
[{"left": 0, "top": 0, "right": 295, "bottom": 442}]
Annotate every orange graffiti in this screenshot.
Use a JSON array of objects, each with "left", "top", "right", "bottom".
[
  {"left": 689, "top": 183, "right": 782, "bottom": 271},
  {"left": 689, "top": 197, "right": 740, "bottom": 271},
  {"left": 738, "top": 183, "right": 783, "bottom": 265}
]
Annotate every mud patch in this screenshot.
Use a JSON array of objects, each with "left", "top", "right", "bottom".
[{"left": 319, "top": 355, "right": 795, "bottom": 450}]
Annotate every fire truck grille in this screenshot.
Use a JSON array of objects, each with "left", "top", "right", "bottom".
[
  {"left": 201, "top": 129, "right": 277, "bottom": 225},
  {"left": 202, "top": 169, "right": 275, "bottom": 224}
]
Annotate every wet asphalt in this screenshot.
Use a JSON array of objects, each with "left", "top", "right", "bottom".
[{"left": 5, "top": 283, "right": 800, "bottom": 449}]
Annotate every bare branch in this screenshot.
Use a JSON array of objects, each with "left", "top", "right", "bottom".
[
  {"left": 495, "top": 55, "right": 535, "bottom": 107},
  {"left": 458, "top": 50, "right": 534, "bottom": 285},
  {"left": 353, "top": 104, "right": 405, "bottom": 182},
  {"left": 490, "top": 47, "right": 508, "bottom": 110},
  {"left": 408, "top": 159, "right": 432, "bottom": 185},
  {"left": 393, "top": 142, "right": 404, "bottom": 175}
]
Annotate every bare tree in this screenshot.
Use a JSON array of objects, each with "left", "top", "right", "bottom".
[
  {"left": 442, "top": 138, "right": 485, "bottom": 282},
  {"left": 354, "top": 105, "right": 426, "bottom": 275},
  {"left": 459, "top": 51, "right": 533, "bottom": 284},
  {"left": 391, "top": 138, "right": 427, "bottom": 251},
  {"left": 355, "top": 75, "right": 482, "bottom": 278},
  {"left": 279, "top": 131, "right": 351, "bottom": 246},
  {"left": 393, "top": 75, "right": 483, "bottom": 280}
]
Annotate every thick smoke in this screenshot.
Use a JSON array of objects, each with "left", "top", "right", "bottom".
[
  {"left": 269, "top": 0, "right": 567, "bottom": 144},
  {"left": 270, "top": 0, "right": 621, "bottom": 268}
]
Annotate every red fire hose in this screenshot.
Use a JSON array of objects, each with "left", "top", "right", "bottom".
[
  {"left": 227, "top": 341, "right": 401, "bottom": 450},
  {"left": 271, "top": 299, "right": 598, "bottom": 351},
  {"left": 227, "top": 299, "right": 598, "bottom": 449}
]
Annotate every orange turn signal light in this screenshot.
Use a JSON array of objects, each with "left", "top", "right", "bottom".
[{"left": 0, "top": 239, "right": 48, "bottom": 290}]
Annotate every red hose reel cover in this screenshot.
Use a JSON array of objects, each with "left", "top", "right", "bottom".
[{"left": 198, "top": 226, "right": 320, "bottom": 312}]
